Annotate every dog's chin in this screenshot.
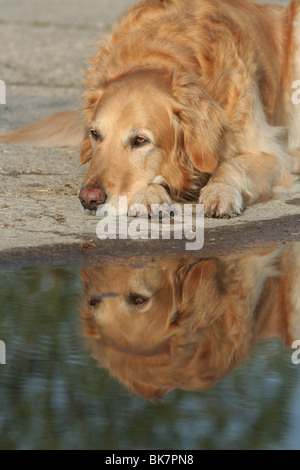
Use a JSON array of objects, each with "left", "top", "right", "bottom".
[
  {"left": 79, "top": 201, "right": 130, "bottom": 216},
  {"left": 79, "top": 203, "right": 97, "bottom": 216},
  {"left": 84, "top": 208, "right": 97, "bottom": 216},
  {"left": 81, "top": 208, "right": 96, "bottom": 215}
]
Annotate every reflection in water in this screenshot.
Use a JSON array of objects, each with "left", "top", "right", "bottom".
[
  {"left": 80, "top": 243, "right": 300, "bottom": 400},
  {"left": 0, "top": 246, "right": 300, "bottom": 449}
]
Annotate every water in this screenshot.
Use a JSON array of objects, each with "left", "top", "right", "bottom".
[{"left": 0, "top": 244, "right": 300, "bottom": 450}]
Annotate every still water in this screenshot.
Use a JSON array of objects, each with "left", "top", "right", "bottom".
[{"left": 0, "top": 243, "right": 300, "bottom": 450}]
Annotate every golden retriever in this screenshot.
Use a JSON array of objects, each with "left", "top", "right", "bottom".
[
  {"left": 80, "top": 243, "right": 300, "bottom": 400},
  {"left": 1, "top": 0, "right": 300, "bottom": 217}
]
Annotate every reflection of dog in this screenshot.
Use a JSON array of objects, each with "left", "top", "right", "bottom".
[
  {"left": 80, "top": 244, "right": 300, "bottom": 400},
  {"left": 1, "top": 1, "right": 300, "bottom": 217}
]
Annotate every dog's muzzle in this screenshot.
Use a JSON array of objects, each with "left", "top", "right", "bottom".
[{"left": 79, "top": 184, "right": 107, "bottom": 211}]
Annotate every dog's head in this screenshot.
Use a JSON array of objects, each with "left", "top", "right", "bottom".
[
  {"left": 79, "top": 69, "right": 228, "bottom": 212},
  {"left": 80, "top": 254, "right": 267, "bottom": 400}
]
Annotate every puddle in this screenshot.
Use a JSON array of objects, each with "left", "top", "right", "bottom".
[{"left": 0, "top": 243, "right": 300, "bottom": 450}]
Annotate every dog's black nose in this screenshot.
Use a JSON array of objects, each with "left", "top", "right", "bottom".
[{"left": 79, "top": 184, "right": 107, "bottom": 211}]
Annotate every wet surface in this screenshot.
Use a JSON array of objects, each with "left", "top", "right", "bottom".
[
  {"left": 0, "top": 213, "right": 299, "bottom": 270},
  {"left": 0, "top": 241, "right": 300, "bottom": 449}
]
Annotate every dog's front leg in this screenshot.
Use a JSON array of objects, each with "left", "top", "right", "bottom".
[{"left": 199, "top": 152, "right": 293, "bottom": 218}]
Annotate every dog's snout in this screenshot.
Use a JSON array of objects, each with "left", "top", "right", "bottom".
[{"left": 79, "top": 185, "right": 107, "bottom": 211}]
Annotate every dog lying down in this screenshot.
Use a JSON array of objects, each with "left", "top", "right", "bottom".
[
  {"left": 80, "top": 243, "right": 300, "bottom": 400},
  {"left": 1, "top": 0, "right": 300, "bottom": 217}
]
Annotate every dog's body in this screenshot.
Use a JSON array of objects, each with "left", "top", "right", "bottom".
[
  {"left": 81, "top": 243, "right": 300, "bottom": 399},
  {"left": 1, "top": 0, "right": 300, "bottom": 217}
]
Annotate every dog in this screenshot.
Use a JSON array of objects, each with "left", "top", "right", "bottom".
[
  {"left": 80, "top": 243, "right": 300, "bottom": 400},
  {"left": 1, "top": 0, "right": 300, "bottom": 217}
]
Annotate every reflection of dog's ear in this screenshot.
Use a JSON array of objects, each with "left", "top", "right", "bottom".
[
  {"left": 182, "top": 259, "right": 218, "bottom": 295},
  {"left": 174, "top": 259, "right": 223, "bottom": 329}
]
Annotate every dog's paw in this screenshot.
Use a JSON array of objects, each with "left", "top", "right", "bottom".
[
  {"left": 199, "top": 183, "right": 244, "bottom": 218},
  {"left": 128, "top": 184, "right": 173, "bottom": 218}
]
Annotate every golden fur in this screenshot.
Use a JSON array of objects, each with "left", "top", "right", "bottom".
[
  {"left": 1, "top": 0, "right": 300, "bottom": 216},
  {"left": 80, "top": 244, "right": 300, "bottom": 400}
]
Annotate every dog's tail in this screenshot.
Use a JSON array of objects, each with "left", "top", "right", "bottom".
[{"left": 0, "top": 110, "right": 84, "bottom": 147}]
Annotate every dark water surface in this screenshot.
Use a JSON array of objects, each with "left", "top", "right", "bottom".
[{"left": 0, "top": 244, "right": 300, "bottom": 450}]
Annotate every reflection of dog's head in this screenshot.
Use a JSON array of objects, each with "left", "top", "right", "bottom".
[{"left": 80, "top": 248, "right": 296, "bottom": 400}]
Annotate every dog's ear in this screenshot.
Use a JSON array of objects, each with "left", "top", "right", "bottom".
[
  {"left": 83, "top": 88, "right": 104, "bottom": 122},
  {"left": 79, "top": 137, "right": 92, "bottom": 165},
  {"left": 80, "top": 88, "right": 104, "bottom": 165},
  {"left": 171, "top": 72, "right": 228, "bottom": 173}
]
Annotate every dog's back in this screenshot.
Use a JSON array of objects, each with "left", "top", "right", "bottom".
[{"left": 1, "top": 0, "right": 299, "bottom": 149}]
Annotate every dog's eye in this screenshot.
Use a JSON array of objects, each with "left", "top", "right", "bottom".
[
  {"left": 129, "top": 294, "right": 149, "bottom": 306},
  {"left": 90, "top": 129, "right": 99, "bottom": 141},
  {"left": 132, "top": 136, "right": 148, "bottom": 148}
]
